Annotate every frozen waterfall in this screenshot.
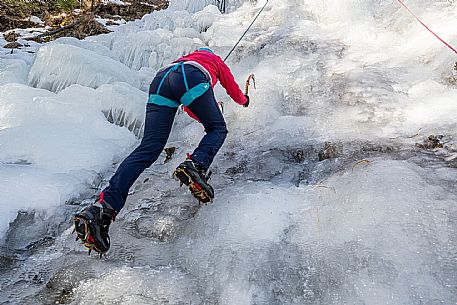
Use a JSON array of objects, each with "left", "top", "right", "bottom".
[{"left": 1, "top": 0, "right": 457, "bottom": 304}]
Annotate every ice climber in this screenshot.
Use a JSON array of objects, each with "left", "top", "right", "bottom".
[{"left": 74, "top": 47, "right": 250, "bottom": 255}]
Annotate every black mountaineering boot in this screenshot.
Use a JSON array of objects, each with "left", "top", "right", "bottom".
[
  {"left": 74, "top": 198, "right": 116, "bottom": 257},
  {"left": 174, "top": 158, "right": 214, "bottom": 204}
]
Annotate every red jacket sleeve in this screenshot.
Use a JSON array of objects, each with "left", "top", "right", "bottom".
[{"left": 216, "top": 57, "right": 248, "bottom": 106}]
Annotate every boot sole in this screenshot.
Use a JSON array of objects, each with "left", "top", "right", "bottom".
[{"left": 173, "top": 167, "right": 213, "bottom": 203}]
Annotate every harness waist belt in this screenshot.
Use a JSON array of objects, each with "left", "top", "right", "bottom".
[{"left": 148, "top": 62, "right": 210, "bottom": 108}]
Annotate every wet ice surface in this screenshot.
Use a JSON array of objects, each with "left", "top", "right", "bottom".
[
  {"left": 3, "top": 148, "right": 457, "bottom": 305},
  {"left": 2, "top": 0, "right": 457, "bottom": 304}
]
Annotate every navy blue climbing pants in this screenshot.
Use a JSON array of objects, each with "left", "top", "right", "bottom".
[{"left": 102, "top": 65, "right": 228, "bottom": 212}]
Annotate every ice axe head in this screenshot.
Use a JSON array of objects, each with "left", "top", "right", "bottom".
[{"left": 245, "top": 74, "right": 256, "bottom": 95}]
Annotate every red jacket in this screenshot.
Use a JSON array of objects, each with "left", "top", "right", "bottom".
[{"left": 176, "top": 50, "right": 248, "bottom": 106}]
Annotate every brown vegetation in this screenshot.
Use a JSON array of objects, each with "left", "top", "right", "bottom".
[{"left": 1, "top": 0, "right": 168, "bottom": 45}]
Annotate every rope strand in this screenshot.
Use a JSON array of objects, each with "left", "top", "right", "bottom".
[
  {"left": 223, "top": 0, "right": 270, "bottom": 62},
  {"left": 396, "top": 0, "right": 457, "bottom": 55}
]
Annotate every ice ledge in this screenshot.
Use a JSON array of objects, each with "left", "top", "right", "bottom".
[{"left": 28, "top": 43, "right": 140, "bottom": 92}]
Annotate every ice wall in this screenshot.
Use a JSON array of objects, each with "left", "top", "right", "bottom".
[
  {"left": 169, "top": 0, "right": 217, "bottom": 14},
  {"left": 169, "top": 0, "right": 254, "bottom": 13},
  {"left": 193, "top": 5, "right": 223, "bottom": 32},
  {"left": 173, "top": 160, "right": 457, "bottom": 304},
  {"left": 0, "top": 82, "right": 145, "bottom": 234},
  {"left": 0, "top": 59, "right": 29, "bottom": 85},
  {"left": 109, "top": 5, "right": 223, "bottom": 72},
  {"left": 66, "top": 159, "right": 457, "bottom": 304},
  {"left": 28, "top": 44, "right": 140, "bottom": 92}
]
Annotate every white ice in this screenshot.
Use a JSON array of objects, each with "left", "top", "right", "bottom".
[
  {"left": 174, "top": 160, "right": 457, "bottom": 304},
  {"left": 72, "top": 266, "right": 203, "bottom": 304},
  {"left": 28, "top": 43, "right": 140, "bottom": 92},
  {"left": 0, "top": 82, "right": 146, "bottom": 234},
  {"left": 102, "top": 0, "right": 128, "bottom": 5}
]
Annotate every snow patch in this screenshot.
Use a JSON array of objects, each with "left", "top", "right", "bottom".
[
  {"left": 102, "top": 0, "right": 129, "bottom": 5},
  {"left": 29, "top": 16, "right": 44, "bottom": 24}
]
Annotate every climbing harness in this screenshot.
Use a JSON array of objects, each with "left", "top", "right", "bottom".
[
  {"left": 396, "top": 0, "right": 457, "bottom": 55},
  {"left": 223, "top": 0, "right": 270, "bottom": 62},
  {"left": 245, "top": 73, "right": 256, "bottom": 96},
  {"left": 148, "top": 62, "right": 211, "bottom": 108}
]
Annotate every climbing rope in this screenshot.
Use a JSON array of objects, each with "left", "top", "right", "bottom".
[
  {"left": 396, "top": 0, "right": 457, "bottom": 55},
  {"left": 223, "top": 0, "right": 270, "bottom": 62}
]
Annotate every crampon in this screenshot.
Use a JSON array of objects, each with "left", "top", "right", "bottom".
[
  {"left": 174, "top": 159, "right": 214, "bottom": 204},
  {"left": 74, "top": 217, "right": 108, "bottom": 258},
  {"left": 73, "top": 199, "right": 115, "bottom": 258}
]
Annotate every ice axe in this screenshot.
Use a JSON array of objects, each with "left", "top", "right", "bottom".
[{"left": 245, "top": 74, "right": 256, "bottom": 96}]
